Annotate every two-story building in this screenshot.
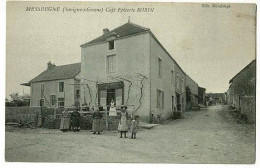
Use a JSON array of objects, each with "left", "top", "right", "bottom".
[
  {"left": 80, "top": 21, "right": 187, "bottom": 122},
  {"left": 21, "top": 62, "right": 81, "bottom": 108}
]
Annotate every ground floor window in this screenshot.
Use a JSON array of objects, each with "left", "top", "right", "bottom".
[
  {"left": 157, "top": 89, "right": 164, "bottom": 108},
  {"left": 40, "top": 98, "right": 44, "bottom": 107},
  {"left": 58, "top": 98, "right": 65, "bottom": 108},
  {"left": 50, "top": 95, "right": 56, "bottom": 106},
  {"left": 75, "top": 89, "right": 80, "bottom": 99}
]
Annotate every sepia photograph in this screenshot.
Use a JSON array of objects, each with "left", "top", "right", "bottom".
[{"left": 4, "top": 0, "right": 257, "bottom": 164}]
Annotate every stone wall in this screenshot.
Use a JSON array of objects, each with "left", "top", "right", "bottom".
[
  {"left": 5, "top": 107, "right": 40, "bottom": 126},
  {"left": 240, "top": 96, "right": 256, "bottom": 124},
  {"left": 6, "top": 107, "right": 128, "bottom": 130}
]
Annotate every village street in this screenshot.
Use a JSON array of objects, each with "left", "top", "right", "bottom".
[{"left": 5, "top": 105, "right": 255, "bottom": 163}]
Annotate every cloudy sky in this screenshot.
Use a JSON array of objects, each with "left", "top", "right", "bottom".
[{"left": 6, "top": 1, "right": 256, "bottom": 98}]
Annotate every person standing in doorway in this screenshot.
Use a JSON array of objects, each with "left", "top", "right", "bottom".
[
  {"left": 109, "top": 99, "right": 117, "bottom": 116},
  {"left": 92, "top": 107, "right": 103, "bottom": 134},
  {"left": 118, "top": 105, "right": 129, "bottom": 138}
]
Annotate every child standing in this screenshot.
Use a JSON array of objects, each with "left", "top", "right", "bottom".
[{"left": 130, "top": 115, "right": 138, "bottom": 139}]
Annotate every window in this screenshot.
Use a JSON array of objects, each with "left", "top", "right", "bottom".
[
  {"left": 58, "top": 98, "right": 65, "bottom": 108},
  {"left": 171, "top": 70, "right": 174, "bottom": 84},
  {"left": 157, "top": 89, "right": 164, "bottom": 108},
  {"left": 50, "top": 95, "right": 56, "bottom": 106},
  {"left": 106, "top": 55, "right": 116, "bottom": 73},
  {"left": 40, "top": 98, "right": 44, "bottom": 107},
  {"left": 176, "top": 73, "right": 180, "bottom": 89},
  {"left": 158, "top": 58, "right": 162, "bottom": 78},
  {"left": 108, "top": 41, "right": 114, "bottom": 50},
  {"left": 40, "top": 84, "right": 44, "bottom": 97},
  {"left": 181, "top": 78, "right": 185, "bottom": 92},
  {"left": 59, "top": 82, "right": 64, "bottom": 92},
  {"left": 76, "top": 89, "right": 80, "bottom": 99}
]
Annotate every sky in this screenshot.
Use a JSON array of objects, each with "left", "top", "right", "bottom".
[{"left": 6, "top": 1, "right": 256, "bottom": 99}]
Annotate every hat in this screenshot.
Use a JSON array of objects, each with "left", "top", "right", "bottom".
[{"left": 121, "top": 105, "right": 127, "bottom": 109}]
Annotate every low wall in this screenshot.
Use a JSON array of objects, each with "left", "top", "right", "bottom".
[
  {"left": 240, "top": 96, "right": 256, "bottom": 124},
  {"left": 5, "top": 107, "right": 130, "bottom": 130}
]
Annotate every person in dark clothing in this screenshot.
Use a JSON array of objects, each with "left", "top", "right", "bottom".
[{"left": 70, "top": 107, "right": 81, "bottom": 132}]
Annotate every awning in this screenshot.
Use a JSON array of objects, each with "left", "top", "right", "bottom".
[{"left": 98, "top": 81, "right": 124, "bottom": 90}]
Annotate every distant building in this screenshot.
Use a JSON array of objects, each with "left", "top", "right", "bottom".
[
  {"left": 80, "top": 21, "right": 192, "bottom": 121},
  {"left": 21, "top": 62, "right": 81, "bottom": 108},
  {"left": 198, "top": 87, "right": 206, "bottom": 105},
  {"left": 206, "top": 93, "right": 226, "bottom": 106}
]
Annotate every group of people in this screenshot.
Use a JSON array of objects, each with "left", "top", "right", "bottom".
[
  {"left": 60, "top": 106, "right": 81, "bottom": 132},
  {"left": 59, "top": 105, "right": 138, "bottom": 139}
]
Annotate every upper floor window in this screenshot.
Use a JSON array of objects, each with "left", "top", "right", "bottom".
[
  {"left": 171, "top": 70, "right": 174, "bottom": 84},
  {"left": 107, "top": 54, "right": 116, "bottom": 73},
  {"left": 158, "top": 58, "right": 162, "bottom": 78},
  {"left": 182, "top": 78, "right": 185, "bottom": 92},
  {"left": 108, "top": 41, "right": 114, "bottom": 50},
  {"left": 176, "top": 73, "right": 180, "bottom": 90},
  {"left": 59, "top": 82, "right": 64, "bottom": 92}
]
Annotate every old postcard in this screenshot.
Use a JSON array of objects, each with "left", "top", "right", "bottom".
[{"left": 5, "top": 0, "right": 256, "bottom": 164}]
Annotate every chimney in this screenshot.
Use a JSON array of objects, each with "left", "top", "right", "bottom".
[
  {"left": 103, "top": 28, "right": 109, "bottom": 35},
  {"left": 47, "top": 61, "right": 56, "bottom": 70}
]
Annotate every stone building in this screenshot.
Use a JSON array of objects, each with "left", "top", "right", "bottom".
[
  {"left": 185, "top": 75, "right": 199, "bottom": 110},
  {"left": 227, "top": 59, "right": 256, "bottom": 108},
  {"left": 80, "top": 21, "right": 189, "bottom": 122},
  {"left": 227, "top": 59, "right": 256, "bottom": 123},
  {"left": 21, "top": 62, "right": 81, "bottom": 108}
]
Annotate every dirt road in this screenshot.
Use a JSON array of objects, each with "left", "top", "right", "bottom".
[{"left": 5, "top": 105, "right": 255, "bottom": 163}]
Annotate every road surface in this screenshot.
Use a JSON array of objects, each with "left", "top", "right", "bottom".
[{"left": 5, "top": 105, "right": 255, "bottom": 163}]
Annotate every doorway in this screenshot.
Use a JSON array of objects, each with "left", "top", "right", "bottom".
[
  {"left": 107, "top": 89, "right": 115, "bottom": 106},
  {"left": 172, "top": 96, "right": 175, "bottom": 111},
  {"left": 176, "top": 93, "right": 181, "bottom": 111}
]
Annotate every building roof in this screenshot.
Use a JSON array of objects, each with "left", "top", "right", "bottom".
[
  {"left": 80, "top": 21, "right": 186, "bottom": 75},
  {"left": 81, "top": 22, "right": 150, "bottom": 47},
  {"left": 28, "top": 62, "right": 81, "bottom": 84},
  {"left": 229, "top": 59, "right": 256, "bottom": 84}
]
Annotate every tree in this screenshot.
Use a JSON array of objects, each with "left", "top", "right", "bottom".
[{"left": 6, "top": 92, "right": 30, "bottom": 107}]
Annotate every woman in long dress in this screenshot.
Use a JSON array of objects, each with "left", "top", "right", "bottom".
[
  {"left": 92, "top": 107, "right": 103, "bottom": 134},
  {"left": 118, "top": 105, "right": 129, "bottom": 138},
  {"left": 109, "top": 99, "right": 117, "bottom": 116},
  {"left": 60, "top": 109, "right": 70, "bottom": 132}
]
